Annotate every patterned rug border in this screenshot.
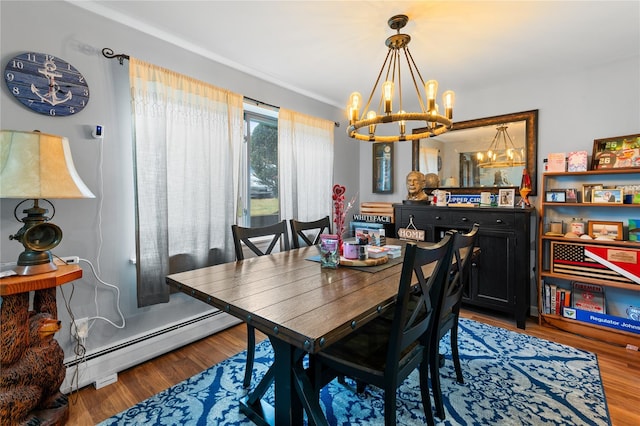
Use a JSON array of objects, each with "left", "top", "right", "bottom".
[{"left": 99, "top": 318, "right": 611, "bottom": 425}]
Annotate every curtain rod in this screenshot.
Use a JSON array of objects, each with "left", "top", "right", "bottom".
[
  {"left": 244, "top": 96, "right": 339, "bottom": 127},
  {"left": 102, "top": 48, "right": 129, "bottom": 65},
  {"left": 101, "top": 48, "right": 339, "bottom": 128}
]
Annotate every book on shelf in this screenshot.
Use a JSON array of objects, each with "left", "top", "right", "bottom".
[
  {"left": 567, "top": 150, "right": 589, "bottom": 172},
  {"left": 543, "top": 281, "right": 572, "bottom": 315},
  {"left": 547, "top": 152, "right": 566, "bottom": 172},
  {"left": 555, "top": 287, "right": 571, "bottom": 315},
  {"left": 572, "top": 282, "right": 606, "bottom": 314}
]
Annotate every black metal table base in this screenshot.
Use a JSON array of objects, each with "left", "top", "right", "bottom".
[{"left": 239, "top": 336, "right": 328, "bottom": 426}]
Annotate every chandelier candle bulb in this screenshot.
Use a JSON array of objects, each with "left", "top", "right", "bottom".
[
  {"left": 443, "top": 90, "right": 455, "bottom": 119},
  {"left": 382, "top": 81, "right": 394, "bottom": 113},
  {"left": 367, "top": 110, "right": 377, "bottom": 136},
  {"left": 426, "top": 80, "right": 438, "bottom": 111}
]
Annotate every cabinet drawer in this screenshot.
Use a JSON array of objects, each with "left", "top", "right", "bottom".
[
  {"left": 447, "top": 210, "right": 515, "bottom": 228},
  {"left": 397, "top": 208, "right": 449, "bottom": 229}
]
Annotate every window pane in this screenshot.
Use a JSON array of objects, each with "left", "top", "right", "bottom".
[{"left": 245, "top": 110, "right": 279, "bottom": 227}]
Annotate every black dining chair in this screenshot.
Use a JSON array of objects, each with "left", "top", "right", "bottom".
[
  {"left": 289, "top": 216, "right": 331, "bottom": 248},
  {"left": 429, "top": 223, "right": 479, "bottom": 420},
  {"left": 231, "top": 220, "right": 290, "bottom": 388},
  {"left": 312, "top": 233, "right": 456, "bottom": 426}
]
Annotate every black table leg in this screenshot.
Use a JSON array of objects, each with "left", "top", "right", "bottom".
[{"left": 240, "top": 335, "right": 327, "bottom": 426}]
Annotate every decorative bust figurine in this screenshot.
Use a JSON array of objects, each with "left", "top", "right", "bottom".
[{"left": 405, "top": 170, "right": 428, "bottom": 201}]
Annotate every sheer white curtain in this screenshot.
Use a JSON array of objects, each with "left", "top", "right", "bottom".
[
  {"left": 129, "top": 58, "right": 243, "bottom": 306},
  {"left": 278, "top": 108, "right": 334, "bottom": 224}
]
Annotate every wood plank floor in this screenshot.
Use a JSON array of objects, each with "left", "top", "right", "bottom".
[{"left": 66, "top": 309, "right": 640, "bottom": 425}]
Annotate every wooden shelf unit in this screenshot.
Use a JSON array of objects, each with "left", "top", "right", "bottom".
[{"left": 538, "top": 169, "right": 640, "bottom": 347}]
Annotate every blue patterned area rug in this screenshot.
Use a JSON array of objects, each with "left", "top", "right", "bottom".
[{"left": 99, "top": 318, "right": 610, "bottom": 425}]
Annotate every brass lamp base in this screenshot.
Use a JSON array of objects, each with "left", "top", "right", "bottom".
[{"left": 14, "top": 250, "right": 58, "bottom": 276}]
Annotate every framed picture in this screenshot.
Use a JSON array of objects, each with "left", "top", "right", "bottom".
[
  {"left": 545, "top": 190, "right": 566, "bottom": 203},
  {"left": 372, "top": 142, "right": 393, "bottom": 193},
  {"left": 587, "top": 220, "right": 624, "bottom": 240},
  {"left": 591, "top": 133, "right": 640, "bottom": 170},
  {"left": 592, "top": 188, "right": 623, "bottom": 204},
  {"left": 581, "top": 184, "right": 603, "bottom": 203},
  {"left": 564, "top": 188, "right": 579, "bottom": 203},
  {"left": 498, "top": 188, "right": 515, "bottom": 207}
]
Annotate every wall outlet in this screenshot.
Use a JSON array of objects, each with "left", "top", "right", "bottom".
[
  {"left": 61, "top": 256, "right": 80, "bottom": 264},
  {"left": 73, "top": 317, "right": 89, "bottom": 339}
]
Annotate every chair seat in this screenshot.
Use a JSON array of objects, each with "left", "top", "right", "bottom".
[{"left": 318, "top": 316, "right": 422, "bottom": 376}]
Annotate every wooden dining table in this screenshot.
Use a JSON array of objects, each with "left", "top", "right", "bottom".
[{"left": 166, "top": 238, "right": 421, "bottom": 426}]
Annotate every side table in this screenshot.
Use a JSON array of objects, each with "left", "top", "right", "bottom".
[{"left": 0, "top": 265, "right": 82, "bottom": 425}]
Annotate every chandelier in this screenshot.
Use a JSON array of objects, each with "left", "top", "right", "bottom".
[
  {"left": 346, "top": 14, "right": 455, "bottom": 142},
  {"left": 476, "top": 125, "right": 525, "bottom": 168}
]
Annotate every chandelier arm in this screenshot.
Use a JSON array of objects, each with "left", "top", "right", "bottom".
[
  {"left": 394, "top": 49, "right": 403, "bottom": 113},
  {"left": 405, "top": 47, "right": 427, "bottom": 113},
  {"left": 362, "top": 49, "right": 394, "bottom": 117},
  {"left": 405, "top": 48, "right": 426, "bottom": 87}
]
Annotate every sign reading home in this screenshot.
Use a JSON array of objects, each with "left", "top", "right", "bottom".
[{"left": 398, "top": 228, "right": 425, "bottom": 241}]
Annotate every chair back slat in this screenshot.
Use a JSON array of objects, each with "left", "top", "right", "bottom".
[
  {"left": 432, "top": 224, "right": 479, "bottom": 336},
  {"left": 231, "top": 220, "right": 290, "bottom": 260},
  {"left": 387, "top": 233, "right": 455, "bottom": 368},
  {"left": 289, "top": 216, "right": 331, "bottom": 248}
]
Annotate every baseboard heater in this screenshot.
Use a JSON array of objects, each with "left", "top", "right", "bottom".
[{"left": 61, "top": 310, "right": 241, "bottom": 394}]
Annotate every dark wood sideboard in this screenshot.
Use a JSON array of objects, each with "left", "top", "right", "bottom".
[{"left": 394, "top": 204, "right": 535, "bottom": 329}]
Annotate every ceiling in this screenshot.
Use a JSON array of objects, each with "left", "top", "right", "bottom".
[{"left": 74, "top": 1, "right": 639, "bottom": 112}]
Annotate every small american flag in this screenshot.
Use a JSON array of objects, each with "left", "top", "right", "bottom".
[{"left": 551, "top": 242, "right": 633, "bottom": 284}]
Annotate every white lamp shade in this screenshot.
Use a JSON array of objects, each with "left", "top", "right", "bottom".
[{"left": 0, "top": 130, "right": 95, "bottom": 198}]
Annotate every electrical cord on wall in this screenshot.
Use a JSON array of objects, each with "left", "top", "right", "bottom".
[
  {"left": 59, "top": 282, "right": 86, "bottom": 401},
  {"left": 79, "top": 257, "right": 126, "bottom": 331}
]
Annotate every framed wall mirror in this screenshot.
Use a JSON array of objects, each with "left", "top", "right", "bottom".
[{"left": 412, "top": 110, "right": 538, "bottom": 195}]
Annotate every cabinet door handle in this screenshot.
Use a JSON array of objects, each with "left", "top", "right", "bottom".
[
  {"left": 435, "top": 216, "right": 441, "bottom": 220},
  {"left": 496, "top": 219, "right": 503, "bottom": 224},
  {"left": 461, "top": 217, "right": 468, "bottom": 222}
]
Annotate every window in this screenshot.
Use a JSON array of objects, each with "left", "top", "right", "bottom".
[{"left": 242, "top": 104, "right": 279, "bottom": 227}]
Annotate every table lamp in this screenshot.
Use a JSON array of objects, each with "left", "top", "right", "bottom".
[{"left": 0, "top": 130, "right": 95, "bottom": 275}]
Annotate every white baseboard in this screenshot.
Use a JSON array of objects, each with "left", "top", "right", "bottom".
[{"left": 61, "top": 310, "right": 241, "bottom": 394}]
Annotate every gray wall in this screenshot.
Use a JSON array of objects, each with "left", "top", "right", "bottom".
[{"left": 0, "top": 1, "right": 356, "bottom": 359}]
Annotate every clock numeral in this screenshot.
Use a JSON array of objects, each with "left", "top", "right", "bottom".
[
  {"left": 79, "top": 76, "right": 85, "bottom": 83},
  {"left": 6, "top": 71, "right": 15, "bottom": 81},
  {"left": 27, "top": 53, "right": 37, "bottom": 62},
  {"left": 10, "top": 60, "right": 24, "bottom": 70},
  {"left": 49, "top": 108, "right": 56, "bottom": 116},
  {"left": 82, "top": 88, "right": 88, "bottom": 96},
  {"left": 12, "top": 86, "right": 20, "bottom": 95},
  {"left": 69, "top": 106, "right": 76, "bottom": 114},
  {"left": 44, "top": 54, "right": 55, "bottom": 62}
]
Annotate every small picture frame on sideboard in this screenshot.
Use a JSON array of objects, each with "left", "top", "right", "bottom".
[{"left": 498, "top": 188, "right": 515, "bottom": 207}]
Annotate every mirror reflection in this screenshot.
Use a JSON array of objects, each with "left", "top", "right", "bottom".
[{"left": 412, "top": 110, "right": 538, "bottom": 195}]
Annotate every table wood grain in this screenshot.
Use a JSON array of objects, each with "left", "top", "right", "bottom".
[{"left": 166, "top": 240, "right": 426, "bottom": 354}]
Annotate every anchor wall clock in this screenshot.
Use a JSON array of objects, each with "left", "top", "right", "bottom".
[{"left": 4, "top": 52, "right": 90, "bottom": 116}]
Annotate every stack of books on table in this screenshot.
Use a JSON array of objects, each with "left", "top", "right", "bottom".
[
  {"left": 367, "top": 246, "right": 389, "bottom": 259},
  {"left": 384, "top": 245, "right": 402, "bottom": 259}
]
